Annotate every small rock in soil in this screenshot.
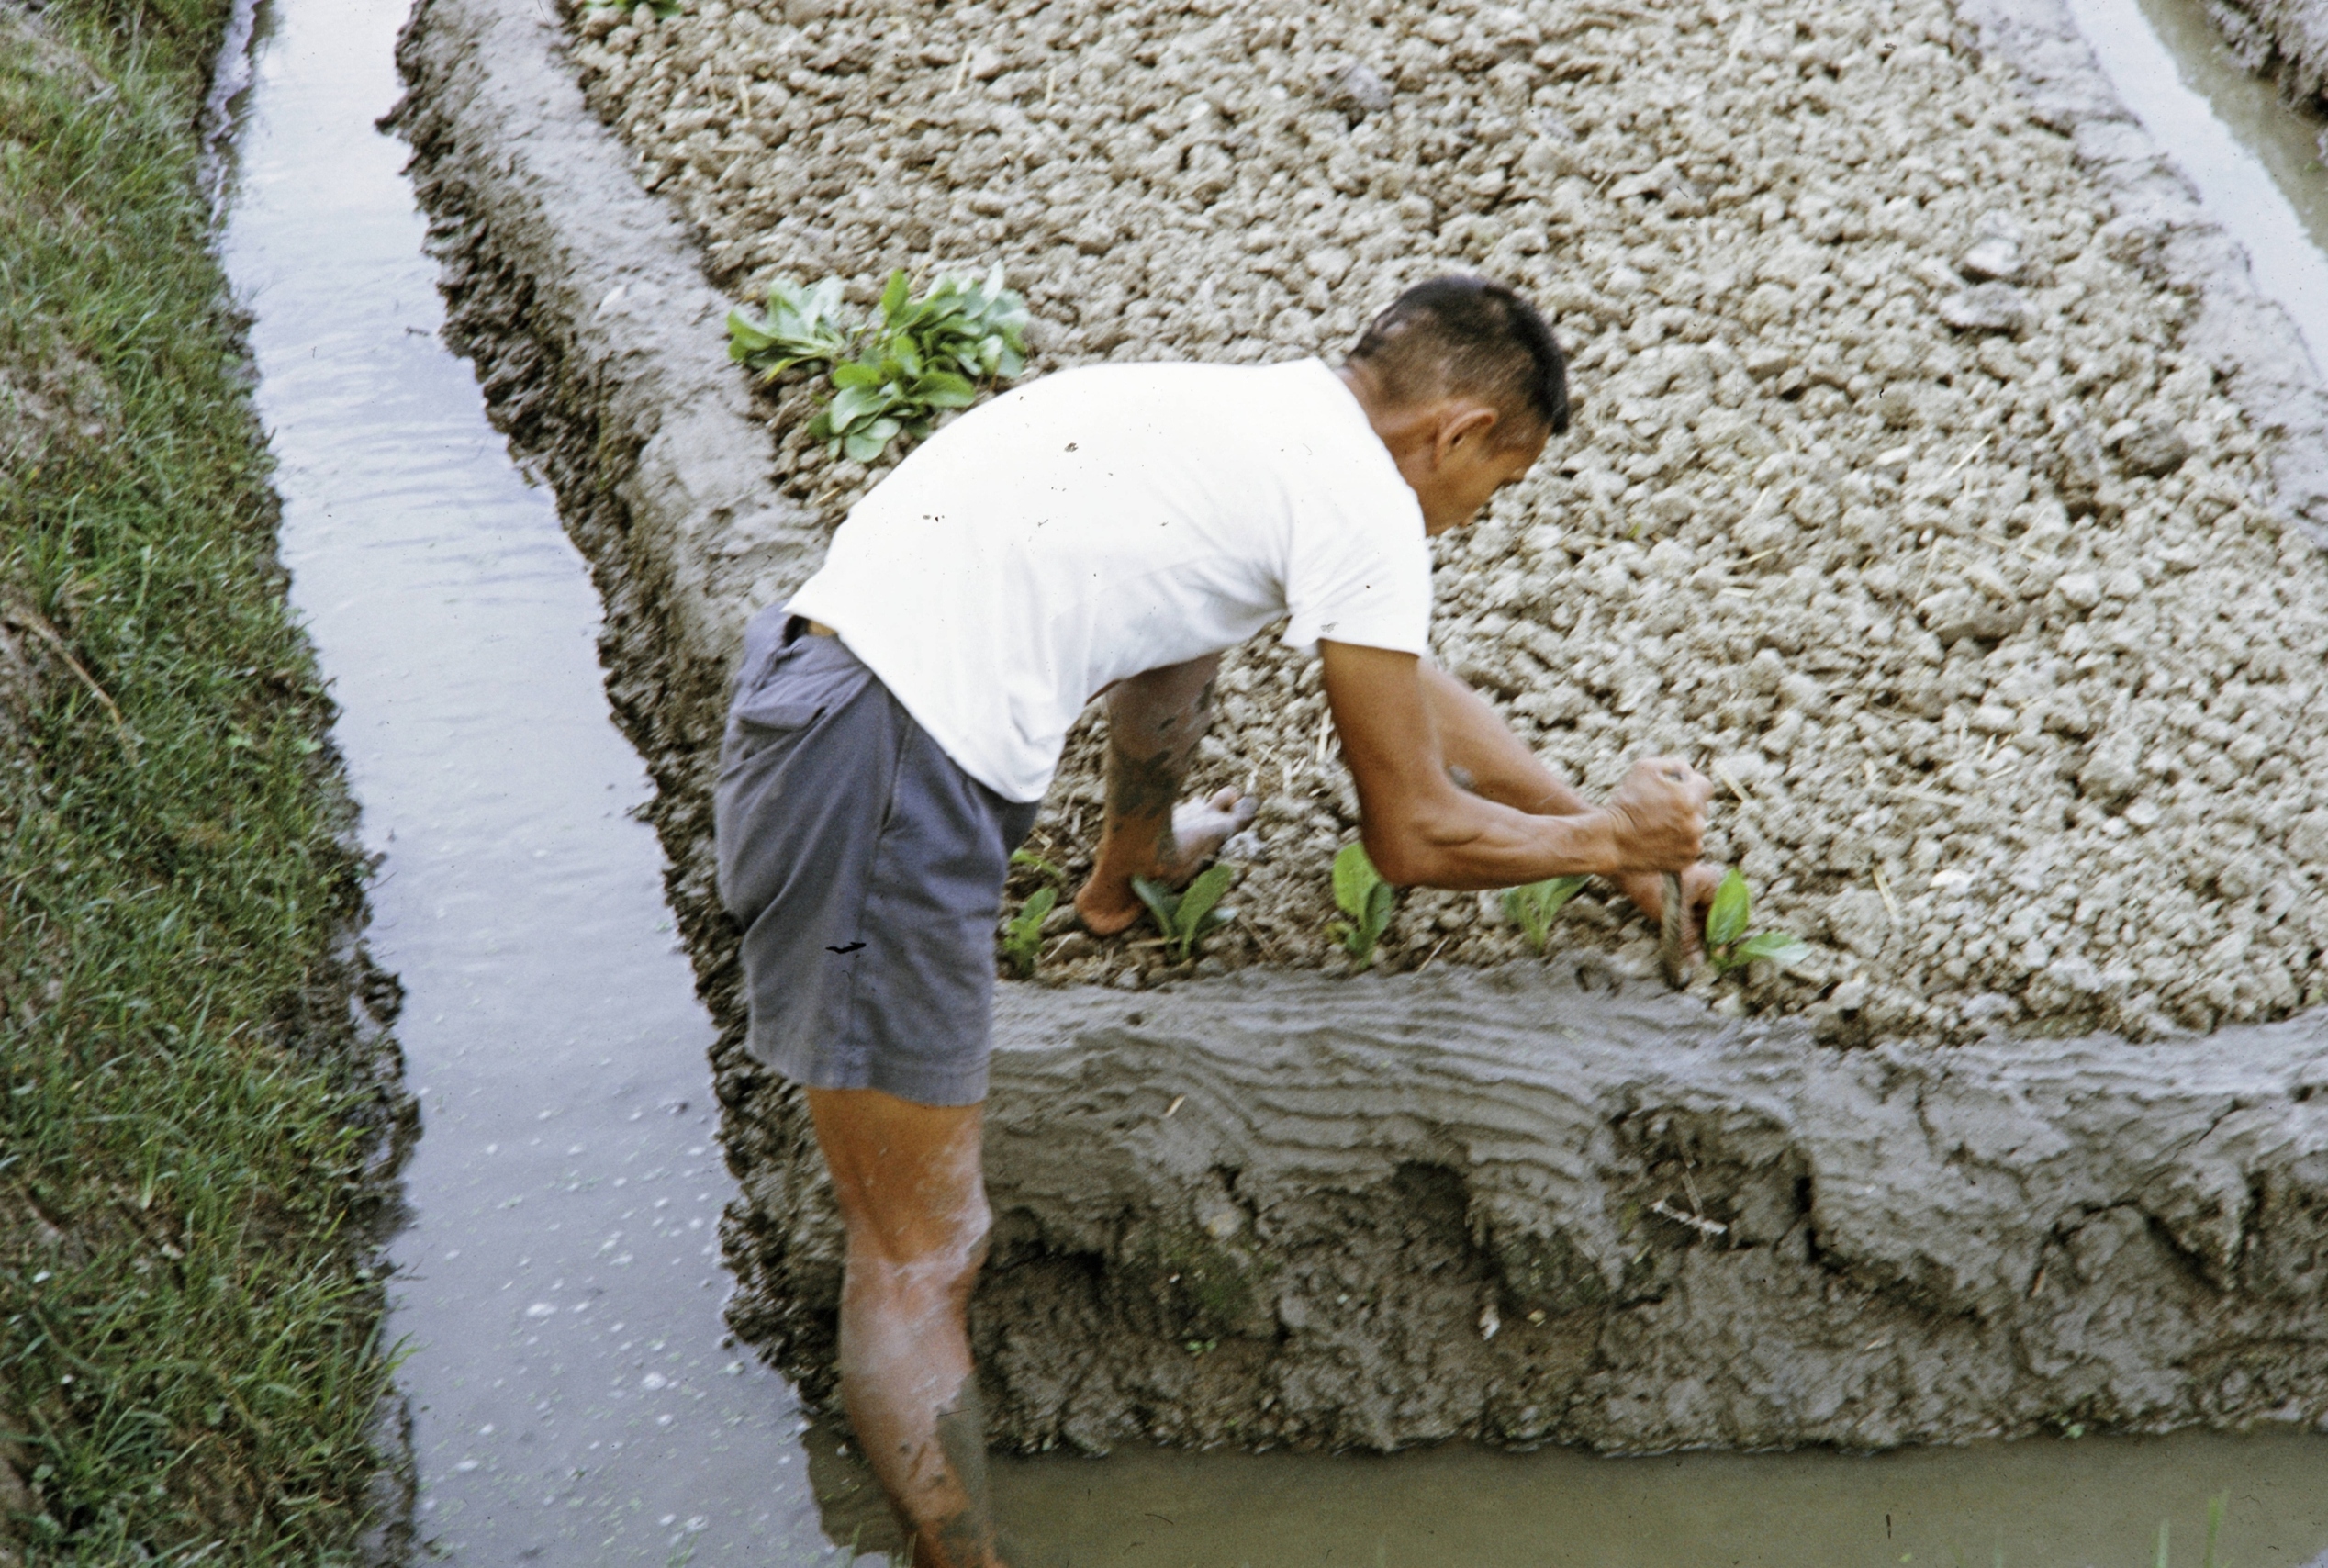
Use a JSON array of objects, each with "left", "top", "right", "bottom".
[
  {"left": 1957, "top": 234, "right": 2025, "bottom": 282},
  {"left": 1937, "top": 282, "right": 2034, "bottom": 333},
  {"left": 1322, "top": 61, "right": 1393, "bottom": 120}
]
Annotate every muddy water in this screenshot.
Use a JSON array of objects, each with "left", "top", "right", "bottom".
[
  {"left": 983, "top": 1431, "right": 2328, "bottom": 1568},
  {"left": 217, "top": 0, "right": 2328, "bottom": 1559},
  {"left": 216, "top": 0, "right": 824, "bottom": 1560}
]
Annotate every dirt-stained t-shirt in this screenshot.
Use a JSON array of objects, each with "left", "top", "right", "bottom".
[{"left": 786, "top": 358, "right": 1431, "bottom": 804}]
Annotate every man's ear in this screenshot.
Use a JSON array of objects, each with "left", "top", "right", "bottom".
[{"left": 1433, "top": 403, "right": 1501, "bottom": 465}]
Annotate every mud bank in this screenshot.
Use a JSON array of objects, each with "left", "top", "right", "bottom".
[
  {"left": 2206, "top": 0, "right": 2328, "bottom": 109},
  {"left": 395, "top": 0, "right": 2328, "bottom": 1452}
]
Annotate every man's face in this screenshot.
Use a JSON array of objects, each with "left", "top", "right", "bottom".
[{"left": 1410, "top": 414, "right": 1548, "bottom": 536}]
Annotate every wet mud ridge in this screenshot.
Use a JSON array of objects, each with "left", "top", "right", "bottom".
[
  {"left": 396, "top": 0, "right": 2328, "bottom": 1452},
  {"left": 2206, "top": 0, "right": 2328, "bottom": 109}
]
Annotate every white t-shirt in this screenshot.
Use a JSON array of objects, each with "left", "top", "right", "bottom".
[{"left": 786, "top": 358, "right": 1431, "bottom": 803}]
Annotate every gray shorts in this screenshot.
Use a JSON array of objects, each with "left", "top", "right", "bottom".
[{"left": 712, "top": 607, "right": 1039, "bottom": 1107}]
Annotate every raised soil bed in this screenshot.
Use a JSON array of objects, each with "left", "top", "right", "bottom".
[{"left": 392, "top": 0, "right": 2328, "bottom": 1452}]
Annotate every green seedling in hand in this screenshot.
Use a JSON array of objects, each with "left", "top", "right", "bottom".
[
  {"left": 1504, "top": 875, "right": 1590, "bottom": 954},
  {"left": 1132, "top": 863, "right": 1237, "bottom": 964},
  {"left": 1703, "top": 868, "right": 1809, "bottom": 975},
  {"left": 1001, "top": 886, "right": 1058, "bottom": 979},
  {"left": 1327, "top": 842, "right": 1397, "bottom": 968}
]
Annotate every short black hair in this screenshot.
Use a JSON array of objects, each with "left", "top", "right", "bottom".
[{"left": 1345, "top": 275, "right": 1570, "bottom": 441}]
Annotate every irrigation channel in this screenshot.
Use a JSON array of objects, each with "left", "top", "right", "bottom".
[{"left": 215, "top": 0, "right": 2328, "bottom": 1561}]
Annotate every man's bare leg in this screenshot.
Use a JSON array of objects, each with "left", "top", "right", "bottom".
[
  {"left": 805, "top": 1087, "right": 1010, "bottom": 1568},
  {"left": 1075, "top": 653, "right": 1257, "bottom": 935}
]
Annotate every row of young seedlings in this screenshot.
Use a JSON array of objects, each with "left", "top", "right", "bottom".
[{"left": 1000, "top": 846, "right": 1806, "bottom": 980}]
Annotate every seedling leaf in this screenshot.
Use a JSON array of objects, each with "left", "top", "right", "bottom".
[
  {"left": 1728, "top": 932, "right": 1809, "bottom": 969},
  {"left": 1703, "top": 869, "right": 1808, "bottom": 976},
  {"left": 1131, "top": 867, "right": 1237, "bottom": 963},
  {"left": 1707, "top": 868, "right": 1751, "bottom": 950},
  {"left": 1002, "top": 886, "right": 1058, "bottom": 979},
  {"left": 1131, "top": 876, "right": 1178, "bottom": 938},
  {"left": 1178, "top": 863, "right": 1236, "bottom": 939},
  {"left": 1329, "top": 843, "right": 1399, "bottom": 967},
  {"left": 1503, "top": 874, "right": 1590, "bottom": 953},
  {"left": 1333, "top": 842, "right": 1382, "bottom": 922},
  {"left": 1010, "top": 848, "right": 1066, "bottom": 882}
]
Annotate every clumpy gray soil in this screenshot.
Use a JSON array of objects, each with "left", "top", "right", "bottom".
[{"left": 568, "top": 0, "right": 2328, "bottom": 1047}]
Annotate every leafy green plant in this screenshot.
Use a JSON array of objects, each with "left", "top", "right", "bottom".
[
  {"left": 724, "top": 265, "right": 1030, "bottom": 465},
  {"left": 1504, "top": 874, "right": 1590, "bottom": 954},
  {"left": 1328, "top": 842, "right": 1398, "bottom": 967},
  {"left": 1000, "top": 848, "right": 1067, "bottom": 978},
  {"left": 1002, "top": 886, "right": 1058, "bottom": 979},
  {"left": 1704, "top": 868, "right": 1810, "bottom": 974},
  {"left": 725, "top": 275, "right": 851, "bottom": 380},
  {"left": 1132, "top": 863, "right": 1237, "bottom": 964}
]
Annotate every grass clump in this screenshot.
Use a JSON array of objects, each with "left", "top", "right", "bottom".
[
  {"left": 727, "top": 265, "right": 1029, "bottom": 463},
  {"left": 2, "top": 1, "right": 407, "bottom": 1560}
]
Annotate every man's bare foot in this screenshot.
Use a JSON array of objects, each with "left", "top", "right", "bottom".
[{"left": 1073, "top": 788, "right": 1258, "bottom": 936}]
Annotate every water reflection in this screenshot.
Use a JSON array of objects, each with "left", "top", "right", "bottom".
[{"left": 217, "top": 0, "right": 823, "bottom": 1559}]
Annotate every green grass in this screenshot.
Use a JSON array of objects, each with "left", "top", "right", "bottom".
[{"left": 1, "top": 0, "right": 406, "bottom": 1560}]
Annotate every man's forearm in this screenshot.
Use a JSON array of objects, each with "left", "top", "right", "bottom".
[
  {"left": 1362, "top": 786, "right": 1618, "bottom": 890},
  {"left": 1090, "top": 735, "right": 1184, "bottom": 879},
  {"left": 1419, "top": 662, "right": 1592, "bottom": 816}
]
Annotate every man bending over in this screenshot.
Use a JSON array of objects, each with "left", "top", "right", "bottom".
[{"left": 713, "top": 275, "right": 1717, "bottom": 1565}]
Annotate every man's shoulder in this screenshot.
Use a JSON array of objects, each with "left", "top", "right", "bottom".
[
  {"left": 1013, "top": 355, "right": 1331, "bottom": 404},
  {"left": 913, "top": 356, "right": 1356, "bottom": 464}
]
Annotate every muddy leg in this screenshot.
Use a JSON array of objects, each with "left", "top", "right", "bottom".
[
  {"left": 805, "top": 1087, "right": 1012, "bottom": 1568},
  {"left": 1074, "top": 653, "right": 1254, "bottom": 935}
]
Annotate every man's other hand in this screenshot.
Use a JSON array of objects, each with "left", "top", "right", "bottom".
[{"left": 1603, "top": 757, "right": 1714, "bottom": 872}]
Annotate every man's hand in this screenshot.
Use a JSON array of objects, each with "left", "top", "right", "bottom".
[
  {"left": 1615, "top": 862, "right": 1726, "bottom": 957},
  {"left": 1602, "top": 757, "right": 1714, "bottom": 871},
  {"left": 1074, "top": 786, "right": 1255, "bottom": 936}
]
